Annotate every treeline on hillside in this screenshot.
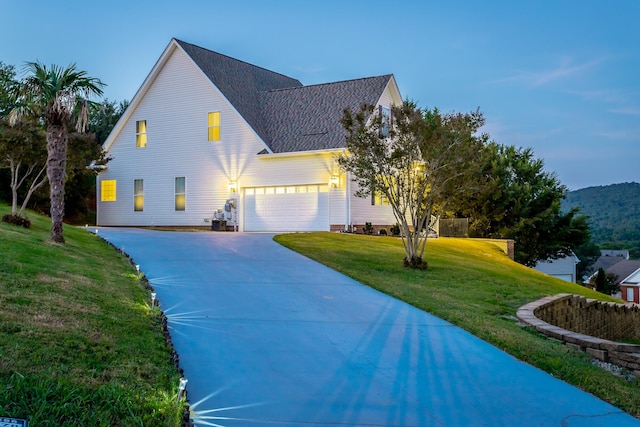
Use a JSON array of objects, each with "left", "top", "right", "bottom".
[{"left": 564, "top": 182, "right": 640, "bottom": 258}]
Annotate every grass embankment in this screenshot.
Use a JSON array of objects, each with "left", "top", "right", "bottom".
[
  {"left": 275, "top": 232, "right": 640, "bottom": 418},
  {"left": 0, "top": 203, "right": 184, "bottom": 426}
]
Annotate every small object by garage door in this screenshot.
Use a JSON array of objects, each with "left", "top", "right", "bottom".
[{"left": 212, "top": 219, "right": 227, "bottom": 231}]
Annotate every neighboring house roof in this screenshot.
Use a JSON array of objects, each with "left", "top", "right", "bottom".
[
  {"left": 260, "top": 75, "right": 393, "bottom": 153},
  {"left": 175, "top": 39, "right": 303, "bottom": 146},
  {"left": 607, "top": 260, "right": 640, "bottom": 285},
  {"left": 589, "top": 255, "right": 627, "bottom": 274},
  {"left": 621, "top": 268, "right": 640, "bottom": 286}
]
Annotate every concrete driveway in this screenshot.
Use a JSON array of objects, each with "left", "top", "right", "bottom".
[{"left": 94, "top": 228, "right": 639, "bottom": 427}]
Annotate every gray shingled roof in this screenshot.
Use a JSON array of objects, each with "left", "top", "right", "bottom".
[
  {"left": 607, "top": 260, "right": 640, "bottom": 285},
  {"left": 176, "top": 39, "right": 392, "bottom": 154},
  {"left": 260, "top": 76, "right": 392, "bottom": 153},
  {"left": 175, "top": 39, "right": 303, "bottom": 146}
]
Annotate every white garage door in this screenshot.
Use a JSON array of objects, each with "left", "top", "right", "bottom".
[{"left": 244, "top": 185, "right": 329, "bottom": 232}]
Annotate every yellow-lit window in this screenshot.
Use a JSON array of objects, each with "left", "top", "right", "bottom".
[
  {"left": 134, "top": 179, "right": 144, "bottom": 212},
  {"left": 101, "top": 180, "right": 116, "bottom": 202},
  {"left": 372, "top": 191, "right": 389, "bottom": 206},
  {"left": 208, "top": 112, "right": 220, "bottom": 141},
  {"left": 136, "top": 120, "right": 147, "bottom": 148},
  {"left": 175, "top": 177, "right": 186, "bottom": 211}
]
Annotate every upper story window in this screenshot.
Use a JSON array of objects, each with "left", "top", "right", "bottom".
[
  {"left": 136, "top": 120, "right": 147, "bottom": 148},
  {"left": 175, "top": 177, "right": 186, "bottom": 211},
  {"left": 134, "top": 179, "right": 144, "bottom": 212},
  {"left": 208, "top": 112, "right": 220, "bottom": 141},
  {"left": 101, "top": 180, "right": 116, "bottom": 202},
  {"left": 379, "top": 106, "right": 391, "bottom": 137}
]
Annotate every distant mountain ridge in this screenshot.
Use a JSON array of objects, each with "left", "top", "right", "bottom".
[{"left": 563, "top": 182, "right": 640, "bottom": 258}]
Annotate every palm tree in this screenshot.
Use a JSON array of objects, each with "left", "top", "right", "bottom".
[{"left": 10, "top": 62, "right": 104, "bottom": 243}]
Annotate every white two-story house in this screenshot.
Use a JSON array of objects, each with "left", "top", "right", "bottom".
[{"left": 97, "top": 38, "right": 400, "bottom": 232}]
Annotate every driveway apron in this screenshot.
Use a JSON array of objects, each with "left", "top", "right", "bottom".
[{"left": 94, "top": 228, "right": 640, "bottom": 427}]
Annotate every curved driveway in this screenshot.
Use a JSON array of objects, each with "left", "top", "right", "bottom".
[{"left": 95, "top": 228, "right": 639, "bottom": 427}]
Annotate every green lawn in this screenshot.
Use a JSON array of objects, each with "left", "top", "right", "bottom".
[
  {"left": 0, "top": 204, "right": 184, "bottom": 426},
  {"left": 275, "top": 232, "right": 640, "bottom": 418}
]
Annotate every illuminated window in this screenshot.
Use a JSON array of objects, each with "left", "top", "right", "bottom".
[
  {"left": 372, "top": 190, "right": 389, "bottom": 206},
  {"left": 136, "top": 120, "right": 147, "bottom": 148},
  {"left": 101, "top": 180, "right": 116, "bottom": 202},
  {"left": 208, "top": 112, "right": 220, "bottom": 141},
  {"left": 134, "top": 179, "right": 144, "bottom": 212},
  {"left": 175, "top": 177, "right": 186, "bottom": 211}
]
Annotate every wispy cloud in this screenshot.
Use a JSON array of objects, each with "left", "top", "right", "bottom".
[
  {"left": 608, "top": 106, "right": 640, "bottom": 116},
  {"left": 492, "top": 56, "right": 602, "bottom": 88}
]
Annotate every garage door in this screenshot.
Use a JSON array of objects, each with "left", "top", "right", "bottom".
[{"left": 244, "top": 185, "right": 329, "bottom": 232}]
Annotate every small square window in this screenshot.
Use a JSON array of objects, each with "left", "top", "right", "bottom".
[
  {"left": 101, "top": 180, "right": 116, "bottom": 202},
  {"left": 136, "top": 120, "right": 147, "bottom": 148}
]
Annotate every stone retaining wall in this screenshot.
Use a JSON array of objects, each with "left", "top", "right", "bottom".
[{"left": 517, "top": 294, "right": 640, "bottom": 376}]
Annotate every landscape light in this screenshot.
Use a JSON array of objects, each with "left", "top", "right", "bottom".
[
  {"left": 151, "top": 292, "right": 157, "bottom": 307},
  {"left": 178, "top": 377, "right": 188, "bottom": 401}
]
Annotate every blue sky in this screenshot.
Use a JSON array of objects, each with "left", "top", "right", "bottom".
[{"left": 2, "top": 0, "right": 639, "bottom": 190}]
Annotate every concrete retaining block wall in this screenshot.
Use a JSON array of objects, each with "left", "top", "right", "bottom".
[{"left": 517, "top": 294, "right": 640, "bottom": 376}]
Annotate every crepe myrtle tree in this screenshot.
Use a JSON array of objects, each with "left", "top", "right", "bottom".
[
  {"left": 10, "top": 62, "right": 104, "bottom": 243},
  {"left": 338, "top": 100, "right": 487, "bottom": 268}
]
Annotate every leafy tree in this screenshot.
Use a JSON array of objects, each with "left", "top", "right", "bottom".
[
  {"left": 89, "top": 99, "right": 129, "bottom": 145},
  {"left": 10, "top": 62, "right": 104, "bottom": 243},
  {"left": 451, "top": 142, "right": 590, "bottom": 266},
  {"left": 0, "top": 118, "right": 47, "bottom": 218},
  {"left": 0, "top": 63, "right": 48, "bottom": 219},
  {"left": 589, "top": 267, "right": 619, "bottom": 295},
  {"left": 338, "top": 101, "right": 486, "bottom": 268},
  {"left": 0, "top": 62, "right": 16, "bottom": 116}
]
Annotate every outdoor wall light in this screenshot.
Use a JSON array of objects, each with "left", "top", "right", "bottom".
[
  {"left": 330, "top": 175, "right": 339, "bottom": 188},
  {"left": 228, "top": 181, "right": 237, "bottom": 192},
  {"left": 135, "top": 265, "right": 140, "bottom": 274},
  {"left": 151, "top": 292, "right": 157, "bottom": 307},
  {"left": 178, "top": 377, "right": 188, "bottom": 401}
]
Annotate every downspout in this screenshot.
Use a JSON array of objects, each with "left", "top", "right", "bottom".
[{"left": 345, "top": 170, "right": 351, "bottom": 231}]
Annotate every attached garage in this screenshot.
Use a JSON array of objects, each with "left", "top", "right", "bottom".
[{"left": 243, "top": 185, "right": 329, "bottom": 232}]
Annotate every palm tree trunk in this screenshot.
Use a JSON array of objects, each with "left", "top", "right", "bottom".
[{"left": 47, "top": 123, "right": 68, "bottom": 243}]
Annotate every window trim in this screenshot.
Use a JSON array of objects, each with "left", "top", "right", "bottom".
[
  {"left": 379, "top": 105, "right": 391, "bottom": 137},
  {"left": 136, "top": 120, "right": 147, "bottom": 148},
  {"left": 207, "top": 111, "right": 220, "bottom": 141},
  {"left": 101, "top": 180, "right": 117, "bottom": 202},
  {"left": 134, "top": 179, "right": 144, "bottom": 212},
  {"left": 175, "top": 176, "right": 186, "bottom": 211}
]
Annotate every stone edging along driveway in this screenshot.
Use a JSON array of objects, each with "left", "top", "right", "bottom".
[{"left": 516, "top": 293, "right": 640, "bottom": 376}]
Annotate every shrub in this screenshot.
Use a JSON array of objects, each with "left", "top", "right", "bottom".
[
  {"left": 403, "top": 256, "right": 428, "bottom": 270},
  {"left": 363, "top": 222, "right": 374, "bottom": 235},
  {"left": 2, "top": 214, "right": 31, "bottom": 229},
  {"left": 390, "top": 223, "right": 401, "bottom": 236},
  {"left": 379, "top": 228, "right": 388, "bottom": 236}
]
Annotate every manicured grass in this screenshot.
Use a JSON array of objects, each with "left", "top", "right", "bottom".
[
  {"left": 275, "top": 232, "right": 640, "bottom": 418},
  {"left": 0, "top": 203, "right": 184, "bottom": 426}
]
